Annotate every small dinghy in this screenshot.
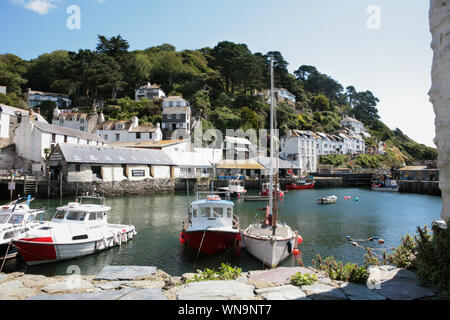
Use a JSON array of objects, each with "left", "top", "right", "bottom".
[
  {"left": 317, "top": 195, "right": 338, "bottom": 204},
  {"left": 13, "top": 196, "right": 136, "bottom": 265}
]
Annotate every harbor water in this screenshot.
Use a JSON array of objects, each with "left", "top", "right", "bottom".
[{"left": 1, "top": 188, "right": 442, "bottom": 276}]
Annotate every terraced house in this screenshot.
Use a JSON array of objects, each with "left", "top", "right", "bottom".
[
  {"left": 161, "top": 96, "right": 191, "bottom": 139},
  {"left": 94, "top": 116, "right": 162, "bottom": 143}
]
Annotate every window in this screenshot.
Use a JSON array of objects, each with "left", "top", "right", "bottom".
[
  {"left": 64, "top": 135, "right": 68, "bottom": 143},
  {"left": 54, "top": 210, "right": 65, "bottom": 220},
  {"left": 52, "top": 134, "right": 56, "bottom": 142},
  {"left": 96, "top": 212, "right": 103, "bottom": 221},
  {"left": 136, "top": 132, "right": 141, "bottom": 139},
  {"left": 176, "top": 114, "right": 181, "bottom": 119},
  {"left": 167, "top": 114, "right": 172, "bottom": 119},
  {"left": 193, "top": 208, "right": 198, "bottom": 217},
  {"left": 227, "top": 208, "right": 232, "bottom": 218},
  {"left": 75, "top": 164, "right": 81, "bottom": 172},
  {"left": 149, "top": 132, "right": 152, "bottom": 139},
  {"left": 66, "top": 211, "right": 86, "bottom": 221},
  {"left": 8, "top": 214, "right": 24, "bottom": 224},
  {"left": 115, "top": 133, "right": 120, "bottom": 141},
  {"left": 89, "top": 213, "right": 96, "bottom": 221},
  {"left": 201, "top": 207, "right": 211, "bottom": 217},
  {"left": 213, "top": 207, "right": 223, "bottom": 218},
  {"left": 104, "top": 134, "right": 108, "bottom": 140},
  {"left": 80, "top": 127, "right": 84, "bottom": 131},
  {"left": 80, "top": 118, "right": 84, "bottom": 124}
]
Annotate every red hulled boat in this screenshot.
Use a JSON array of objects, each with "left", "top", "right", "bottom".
[
  {"left": 180, "top": 193, "right": 241, "bottom": 255},
  {"left": 286, "top": 179, "right": 315, "bottom": 190}
]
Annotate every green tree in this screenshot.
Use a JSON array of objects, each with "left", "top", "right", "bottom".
[{"left": 312, "top": 95, "right": 330, "bottom": 111}]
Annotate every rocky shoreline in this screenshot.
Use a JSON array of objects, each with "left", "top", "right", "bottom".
[{"left": 0, "top": 265, "right": 438, "bottom": 300}]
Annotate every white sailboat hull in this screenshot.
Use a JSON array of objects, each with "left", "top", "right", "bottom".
[{"left": 243, "top": 226, "right": 296, "bottom": 267}]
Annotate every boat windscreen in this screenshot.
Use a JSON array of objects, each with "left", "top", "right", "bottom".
[
  {"left": 8, "top": 214, "right": 24, "bottom": 224},
  {"left": 66, "top": 211, "right": 87, "bottom": 221},
  {"left": 0, "top": 215, "right": 10, "bottom": 224}
]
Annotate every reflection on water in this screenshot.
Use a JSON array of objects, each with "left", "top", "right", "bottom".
[{"left": 1, "top": 188, "right": 441, "bottom": 276}]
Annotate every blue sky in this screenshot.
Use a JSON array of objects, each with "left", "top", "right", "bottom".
[{"left": 1, "top": 0, "right": 436, "bottom": 147}]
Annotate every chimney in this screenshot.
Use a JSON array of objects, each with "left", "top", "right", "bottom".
[{"left": 28, "top": 109, "right": 35, "bottom": 123}]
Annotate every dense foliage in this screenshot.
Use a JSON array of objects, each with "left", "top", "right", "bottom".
[
  {"left": 312, "top": 255, "right": 369, "bottom": 284},
  {"left": 0, "top": 35, "right": 437, "bottom": 161}
]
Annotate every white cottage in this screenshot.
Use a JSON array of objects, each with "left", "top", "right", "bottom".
[
  {"left": 135, "top": 82, "right": 166, "bottom": 101},
  {"left": 94, "top": 116, "right": 162, "bottom": 143},
  {"left": 14, "top": 115, "right": 106, "bottom": 163},
  {"left": 0, "top": 105, "right": 48, "bottom": 148}
]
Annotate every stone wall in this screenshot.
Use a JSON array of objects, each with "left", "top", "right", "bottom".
[
  {"left": 429, "top": 0, "right": 450, "bottom": 222},
  {"left": 43, "top": 179, "right": 175, "bottom": 198}
]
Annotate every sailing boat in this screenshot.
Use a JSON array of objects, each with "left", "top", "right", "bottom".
[{"left": 242, "top": 58, "right": 301, "bottom": 267}]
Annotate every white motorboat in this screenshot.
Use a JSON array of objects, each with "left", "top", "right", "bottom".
[
  {"left": 317, "top": 195, "right": 338, "bottom": 204},
  {"left": 0, "top": 197, "right": 44, "bottom": 260},
  {"left": 242, "top": 58, "right": 301, "bottom": 268},
  {"left": 219, "top": 180, "right": 247, "bottom": 198},
  {"left": 13, "top": 196, "right": 136, "bottom": 265}
]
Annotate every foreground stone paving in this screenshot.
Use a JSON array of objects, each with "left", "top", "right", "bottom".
[{"left": 0, "top": 266, "right": 439, "bottom": 300}]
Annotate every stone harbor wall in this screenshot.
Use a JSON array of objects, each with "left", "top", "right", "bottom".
[
  {"left": 0, "top": 265, "right": 438, "bottom": 300},
  {"left": 429, "top": 0, "right": 450, "bottom": 222},
  {"left": 44, "top": 179, "right": 176, "bottom": 198}
]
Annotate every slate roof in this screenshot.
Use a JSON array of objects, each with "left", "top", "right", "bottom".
[
  {"left": 53, "top": 144, "right": 175, "bottom": 165},
  {"left": 0, "top": 104, "right": 48, "bottom": 123},
  {"left": 33, "top": 121, "right": 105, "bottom": 143}
]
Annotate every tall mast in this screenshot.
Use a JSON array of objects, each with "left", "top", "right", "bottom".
[
  {"left": 269, "top": 58, "right": 274, "bottom": 222},
  {"left": 271, "top": 57, "right": 278, "bottom": 235}
]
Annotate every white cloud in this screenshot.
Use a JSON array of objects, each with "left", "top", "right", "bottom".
[{"left": 12, "top": 0, "right": 61, "bottom": 15}]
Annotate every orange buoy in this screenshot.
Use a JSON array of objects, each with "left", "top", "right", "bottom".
[
  {"left": 293, "top": 249, "right": 300, "bottom": 256},
  {"left": 297, "top": 235, "right": 303, "bottom": 245},
  {"left": 179, "top": 233, "right": 186, "bottom": 244}
]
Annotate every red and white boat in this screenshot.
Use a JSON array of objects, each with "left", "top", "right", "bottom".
[
  {"left": 286, "top": 178, "right": 315, "bottom": 190},
  {"left": 260, "top": 182, "right": 284, "bottom": 198},
  {"left": 13, "top": 196, "right": 136, "bottom": 265},
  {"left": 180, "top": 192, "right": 241, "bottom": 255}
]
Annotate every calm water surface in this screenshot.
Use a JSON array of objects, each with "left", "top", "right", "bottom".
[{"left": 1, "top": 188, "right": 442, "bottom": 276}]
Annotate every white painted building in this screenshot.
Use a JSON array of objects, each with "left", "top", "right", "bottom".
[
  {"left": 94, "top": 116, "right": 162, "bottom": 143},
  {"left": 316, "top": 132, "right": 344, "bottom": 155},
  {"left": 340, "top": 116, "right": 371, "bottom": 138},
  {"left": 26, "top": 89, "right": 72, "bottom": 109},
  {"left": 280, "top": 130, "right": 320, "bottom": 174},
  {"left": 14, "top": 116, "right": 106, "bottom": 163},
  {"left": 0, "top": 105, "right": 48, "bottom": 148},
  {"left": 338, "top": 133, "right": 365, "bottom": 155},
  {"left": 162, "top": 96, "right": 191, "bottom": 138},
  {"left": 255, "top": 88, "right": 296, "bottom": 106},
  {"left": 46, "top": 144, "right": 175, "bottom": 183},
  {"left": 135, "top": 82, "right": 166, "bottom": 101},
  {"left": 52, "top": 107, "right": 100, "bottom": 133}
]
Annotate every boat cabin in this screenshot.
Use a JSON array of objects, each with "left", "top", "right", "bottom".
[
  {"left": 188, "top": 196, "right": 237, "bottom": 231},
  {"left": 51, "top": 199, "right": 110, "bottom": 225},
  {"left": 0, "top": 213, "right": 36, "bottom": 226}
]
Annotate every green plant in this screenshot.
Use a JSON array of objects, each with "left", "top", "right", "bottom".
[
  {"left": 313, "top": 255, "right": 369, "bottom": 284},
  {"left": 387, "top": 233, "right": 417, "bottom": 269},
  {"left": 290, "top": 272, "right": 318, "bottom": 286},
  {"left": 186, "top": 263, "right": 242, "bottom": 283}
]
